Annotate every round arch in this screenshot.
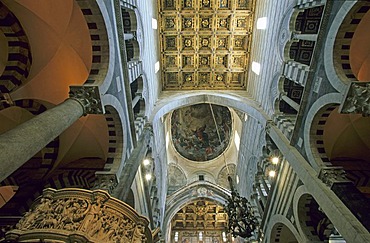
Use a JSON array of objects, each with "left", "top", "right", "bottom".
[
  {"left": 163, "top": 181, "right": 230, "bottom": 241},
  {"left": 265, "top": 215, "right": 302, "bottom": 243},
  {"left": 303, "top": 93, "right": 342, "bottom": 170},
  {"left": 75, "top": 0, "right": 113, "bottom": 90},
  {"left": 101, "top": 94, "right": 128, "bottom": 175},
  {"left": 150, "top": 92, "right": 268, "bottom": 125},
  {"left": 324, "top": 1, "right": 357, "bottom": 93}
]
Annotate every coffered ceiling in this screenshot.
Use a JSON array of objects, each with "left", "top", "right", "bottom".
[{"left": 159, "top": 0, "right": 255, "bottom": 90}]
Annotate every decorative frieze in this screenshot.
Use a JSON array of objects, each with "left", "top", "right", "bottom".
[{"left": 5, "top": 188, "right": 151, "bottom": 243}]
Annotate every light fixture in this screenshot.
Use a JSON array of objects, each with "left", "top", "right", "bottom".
[
  {"left": 174, "top": 232, "right": 179, "bottom": 242},
  {"left": 268, "top": 170, "right": 276, "bottom": 177},
  {"left": 155, "top": 61, "right": 160, "bottom": 73},
  {"left": 252, "top": 61, "right": 260, "bottom": 75},
  {"left": 256, "top": 17, "right": 267, "bottom": 29},
  {"left": 152, "top": 18, "right": 157, "bottom": 29},
  {"left": 199, "top": 231, "right": 203, "bottom": 241},
  {"left": 271, "top": 156, "right": 279, "bottom": 165},
  {"left": 145, "top": 173, "right": 152, "bottom": 181},
  {"left": 225, "top": 176, "right": 259, "bottom": 238},
  {"left": 143, "top": 159, "right": 150, "bottom": 166}
]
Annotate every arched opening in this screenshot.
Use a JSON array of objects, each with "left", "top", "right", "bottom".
[
  {"left": 169, "top": 199, "right": 230, "bottom": 243},
  {"left": 125, "top": 39, "right": 140, "bottom": 62},
  {"left": 270, "top": 223, "right": 298, "bottom": 243},
  {"left": 297, "top": 194, "right": 333, "bottom": 242},
  {"left": 323, "top": 107, "right": 370, "bottom": 197},
  {"left": 334, "top": 1, "right": 370, "bottom": 82}
]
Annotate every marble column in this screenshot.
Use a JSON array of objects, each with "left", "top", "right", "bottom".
[
  {"left": 280, "top": 93, "right": 300, "bottom": 111},
  {"left": 0, "top": 86, "right": 103, "bottom": 182},
  {"left": 265, "top": 121, "right": 370, "bottom": 242},
  {"left": 112, "top": 124, "right": 152, "bottom": 201},
  {"left": 292, "top": 32, "right": 318, "bottom": 42}
]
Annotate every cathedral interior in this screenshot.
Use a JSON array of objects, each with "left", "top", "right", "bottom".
[{"left": 0, "top": 0, "right": 370, "bottom": 242}]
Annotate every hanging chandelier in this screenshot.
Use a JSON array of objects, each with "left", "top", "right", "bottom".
[{"left": 225, "top": 176, "right": 259, "bottom": 239}]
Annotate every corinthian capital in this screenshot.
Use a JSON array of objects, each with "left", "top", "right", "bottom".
[{"left": 69, "top": 86, "right": 104, "bottom": 115}]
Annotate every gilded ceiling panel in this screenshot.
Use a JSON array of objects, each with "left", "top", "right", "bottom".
[{"left": 159, "top": 0, "right": 255, "bottom": 90}]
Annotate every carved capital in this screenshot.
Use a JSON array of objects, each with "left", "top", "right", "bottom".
[
  {"left": 265, "top": 120, "right": 274, "bottom": 134},
  {"left": 69, "top": 86, "right": 104, "bottom": 115},
  {"left": 339, "top": 81, "right": 370, "bottom": 117},
  {"left": 92, "top": 172, "right": 118, "bottom": 194},
  {"left": 318, "top": 167, "right": 351, "bottom": 188}
]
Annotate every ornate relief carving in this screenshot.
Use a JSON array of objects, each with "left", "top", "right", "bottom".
[
  {"left": 339, "top": 81, "right": 370, "bottom": 117},
  {"left": 165, "top": 55, "right": 178, "bottom": 69},
  {"left": 200, "top": 0, "right": 211, "bottom": 9},
  {"left": 159, "top": 0, "right": 255, "bottom": 90},
  {"left": 318, "top": 167, "right": 351, "bottom": 188},
  {"left": 6, "top": 188, "right": 151, "bottom": 243},
  {"left": 92, "top": 173, "right": 118, "bottom": 194},
  {"left": 69, "top": 86, "right": 104, "bottom": 115},
  {"left": 164, "top": 16, "right": 176, "bottom": 30},
  {"left": 164, "top": 36, "right": 177, "bottom": 50}
]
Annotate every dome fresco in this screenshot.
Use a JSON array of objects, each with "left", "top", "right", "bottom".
[{"left": 171, "top": 104, "right": 232, "bottom": 161}]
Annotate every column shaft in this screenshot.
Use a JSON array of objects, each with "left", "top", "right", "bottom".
[
  {"left": 266, "top": 122, "right": 370, "bottom": 242},
  {"left": 281, "top": 94, "right": 300, "bottom": 111},
  {"left": 112, "top": 126, "right": 151, "bottom": 201},
  {"left": 0, "top": 98, "right": 84, "bottom": 181}
]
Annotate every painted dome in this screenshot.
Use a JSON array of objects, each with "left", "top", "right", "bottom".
[{"left": 171, "top": 104, "right": 232, "bottom": 161}]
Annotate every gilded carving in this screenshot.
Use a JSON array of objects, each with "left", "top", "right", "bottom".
[
  {"left": 8, "top": 189, "right": 151, "bottom": 243},
  {"left": 165, "top": 36, "right": 177, "bottom": 50},
  {"left": 215, "top": 74, "right": 225, "bottom": 83},
  {"left": 199, "top": 36, "right": 211, "bottom": 49},
  {"left": 220, "top": 0, "right": 229, "bottom": 8},
  {"left": 234, "top": 36, "right": 245, "bottom": 49},
  {"left": 237, "top": 0, "right": 249, "bottom": 9},
  {"left": 199, "top": 55, "right": 210, "bottom": 66},
  {"left": 236, "top": 17, "right": 247, "bottom": 28},
  {"left": 201, "top": 0, "right": 211, "bottom": 8},
  {"left": 200, "top": 17, "right": 212, "bottom": 29},
  {"left": 183, "top": 73, "right": 194, "bottom": 84},
  {"left": 218, "top": 17, "right": 230, "bottom": 29},
  {"left": 216, "top": 36, "right": 228, "bottom": 49},
  {"left": 183, "top": 0, "right": 193, "bottom": 8},
  {"left": 182, "top": 55, "right": 194, "bottom": 68},
  {"left": 199, "top": 73, "right": 210, "bottom": 84},
  {"left": 164, "top": 0, "right": 175, "bottom": 9},
  {"left": 166, "top": 55, "right": 178, "bottom": 68},
  {"left": 233, "top": 55, "right": 245, "bottom": 68},
  {"left": 165, "top": 17, "right": 176, "bottom": 29},
  {"left": 183, "top": 17, "right": 193, "bottom": 29},
  {"left": 159, "top": 0, "right": 254, "bottom": 90}
]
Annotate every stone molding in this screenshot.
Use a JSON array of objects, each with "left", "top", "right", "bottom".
[
  {"left": 69, "top": 86, "right": 104, "bottom": 115},
  {"left": 6, "top": 188, "right": 152, "bottom": 243}
]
